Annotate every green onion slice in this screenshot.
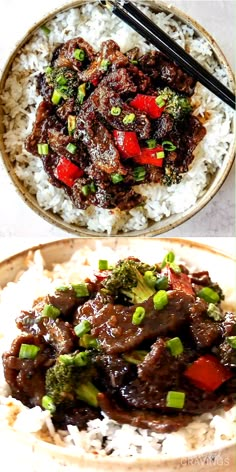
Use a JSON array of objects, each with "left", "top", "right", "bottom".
[
  {"left": 156, "top": 151, "right": 165, "bottom": 159},
  {"left": 72, "top": 283, "right": 89, "bottom": 298},
  {"left": 144, "top": 271, "right": 157, "bottom": 289},
  {"left": 162, "top": 140, "right": 177, "bottom": 151},
  {"left": 74, "top": 320, "right": 91, "bottom": 337},
  {"left": 207, "top": 303, "right": 222, "bottom": 321},
  {"left": 146, "top": 139, "right": 157, "bottom": 149},
  {"left": 130, "top": 59, "right": 138, "bottom": 65},
  {"left": 161, "top": 251, "right": 175, "bottom": 269},
  {"left": 42, "top": 304, "right": 61, "bottom": 319},
  {"left": 51, "top": 89, "right": 62, "bottom": 105},
  {"left": 78, "top": 83, "right": 86, "bottom": 104},
  {"left": 198, "top": 287, "right": 220, "bottom": 304},
  {"left": 68, "top": 115, "right": 76, "bottom": 136},
  {"left": 82, "top": 185, "right": 91, "bottom": 197},
  {"left": 155, "top": 275, "right": 168, "bottom": 291},
  {"left": 45, "top": 66, "right": 53, "bottom": 75},
  {"left": 99, "top": 260, "right": 108, "bottom": 270},
  {"left": 111, "top": 173, "right": 124, "bottom": 184},
  {"left": 132, "top": 306, "right": 146, "bottom": 325},
  {"left": 100, "top": 59, "right": 111, "bottom": 70},
  {"left": 123, "top": 350, "right": 148, "bottom": 365},
  {"left": 133, "top": 166, "right": 146, "bottom": 182},
  {"left": 37, "top": 143, "right": 49, "bottom": 155},
  {"left": 19, "top": 344, "right": 40, "bottom": 360},
  {"left": 111, "top": 106, "right": 122, "bottom": 116},
  {"left": 169, "top": 262, "right": 181, "bottom": 274},
  {"left": 153, "top": 290, "right": 169, "bottom": 311},
  {"left": 166, "top": 391, "right": 185, "bottom": 409},
  {"left": 79, "top": 334, "right": 99, "bottom": 349},
  {"left": 56, "top": 75, "right": 68, "bottom": 86},
  {"left": 74, "top": 351, "right": 90, "bottom": 367},
  {"left": 42, "top": 395, "right": 56, "bottom": 414},
  {"left": 123, "top": 113, "right": 136, "bottom": 124},
  {"left": 226, "top": 336, "right": 236, "bottom": 349},
  {"left": 155, "top": 96, "right": 166, "bottom": 107},
  {"left": 166, "top": 337, "right": 184, "bottom": 357},
  {"left": 74, "top": 49, "right": 85, "bottom": 61},
  {"left": 66, "top": 143, "right": 77, "bottom": 154},
  {"left": 56, "top": 285, "right": 70, "bottom": 292}
]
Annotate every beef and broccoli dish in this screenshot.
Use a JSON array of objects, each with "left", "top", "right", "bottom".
[
  {"left": 3, "top": 252, "right": 236, "bottom": 434},
  {"left": 25, "top": 38, "right": 206, "bottom": 211}
]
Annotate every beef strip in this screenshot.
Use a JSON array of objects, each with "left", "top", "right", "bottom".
[
  {"left": 25, "top": 100, "right": 53, "bottom": 155},
  {"left": 98, "top": 393, "right": 193, "bottom": 433},
  {"left": 53, "top": 37, "right": 95, "bottom": 71},
  {"left": 91, "top": 86, "right": 151, "bottom": 139},
  {"left": 76, "top": 290, "right": 194, "bottom": 353},
  {"left": 152, "top": 112, "right": 174, "bottom": 140},
  {"left": 99, "top": 68, "right": 137, "bottom": 94},
  {"left": 56, "top": 98, "right": 75, "bottom": 122},
  {"left": 189, "top": 298, "right": 223, "bottom": 348},
  {"left": 53, "top": 402, "right": 102, "bottom": 430}
]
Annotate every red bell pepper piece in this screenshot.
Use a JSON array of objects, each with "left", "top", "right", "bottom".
[
  {"left": 162, "top": 266, "right": 194, "bottom": 296},
  {"left": 55, "top": 157, "right": 84, "bottom": 187},
  {"left": 113, "top": 130, "right": 141, "bottom": 159},
  {"left": 130, "top": 94, "right": 165, "bottom": 119},
  {"left": 184, "top": 355, "right": 233, "bottom": 392},
  {"left": 91, "top": 78, "right": 99, "bottom": 87},
  {"left": 133, "top": 145, "right": 164, "bottom": 167}
]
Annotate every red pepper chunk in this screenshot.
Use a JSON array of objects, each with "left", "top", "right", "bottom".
[
  {"left": 55, "top": 157, "right": 84, "bottom": 187},
  {"left": 130, "top": 94, "right": 165, "bottom": 119},
  {"left": 184, "top": 355, "right": 233, "bottom": 392},
  {"left": 113, "top": 130, "right": 141, "bottom": 159},
  {"left": 162, "top": 266, "right": 194, "bottom": 297},
  {"left": 133, "top": 146, "right": 164, "bottom": 167}
]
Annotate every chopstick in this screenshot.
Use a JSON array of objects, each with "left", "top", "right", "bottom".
[{"left": 102, "top": 0, "right": 235, "bottom": 109}]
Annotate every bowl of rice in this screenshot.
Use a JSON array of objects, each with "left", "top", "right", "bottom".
[
  {"left": 0, "top": 1, "right": 235, "bottom": 236},
  {"left": 0, "top": 237, "right": 235, "bottom": 471}
]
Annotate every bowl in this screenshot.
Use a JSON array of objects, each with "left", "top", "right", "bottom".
[
  {"left": 0, "top": 1, "right": 235, "bottom": 237},
  {"left": 0, "top": 237, "right": 235, "bottom": 471}
]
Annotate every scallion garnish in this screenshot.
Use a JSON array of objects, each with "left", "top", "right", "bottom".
[
  {"left": 51, "top": 89, "right": 62, "bottom": 105},
  {"left": 133, "top": 166, "right": 146, "bottom": 182},
  {"left": 56, "top": 75, "right": 68, "bottom": 86},
  {"left": 226, "top": 336, "right": 236, "bottom": 349},
  {"left": 169, "top": 262, "right": 181, "bottom": 274},
  {"left": 42, "top": 304, "right": 61, "bottom": 319},
  {"left": 153, "top": 290, "right": 169, "bottom": 311},
  {"left": 100, "top": 59, "right": 111, "bottom": 71},
  {"left": 66, "top": 143, "right": 77, "bottom": 154},
  {"left": 74, "top": 351, "right": 90, "bottom": 367},
  {"left": 19, "top": 344, "right": 40, "bottom": 360},
  {"left": 82, "top": 185, "right": 91, "bottom": 196},
  {"left": 74, "top": 49, "right": 85, "bottom": 61},
  {"left": 68, "top": 115, "right": 76, "bottom": 136},
  {"left": 111, "top": 173, "right": 124, "bottom": 184},
  {"left": 99, "top": 260, "right": 108, "bottom": 270},
  {"left": 90, "top": 182, "right": 96, "bottom": 193},
  {"left": 166, "top": 337, "right": 184, "bottom": 357},
  {"left": 72, "top": 283, "right": 89, "bottom": 298},
  {"left": 132, "top": 306, "right": 146, "bottom": 325},
  {"left": 130, "top": 59, "right": 138, "bottom": 65},
  {"left": 162, "top": 140, "right": 177, "bottom": 151},
  {"left": 42, "top": 395, "right": 56, "bottom": 414},
  {"left": 155, "top": 96, "right": 165, "bottom": 107},
  {"left": 198, "top": 287, "right": 220, "bottom": 304},
  {"left": 207, "top": 303, "right": 222, "bottom": 321},
  {"left": 161, "top": 251, "right": 175, "bottom": 269},
  {"left": 37, "top": 143, "right": 49, "bottom": 155},
  {"left": 156, "top": 151, "right": 165, "bottom": 159},
  {"left": 79, "top": 334, "right": 99, "bottom": 349},
  {"left": 123, "top": 113, "right": 136, "bottom": 124},
  {"left": 40, "top": 25, "right": 51, "bottom": 36},
  {"left": 56, "top": 285, "right": 70, "bottom": 292},
  {"left": 123, "top": 350, "right": 148, "bottom": 365},
  {"left": 166, "top": 391, "right": 185, "bottom": 409},
  {"left": 78, "top": 83, "right": 86, "bottom": 104},
  {"left": 74, "top": 320, "right": 91, "bottom": 337},
  {"left": 76, "top": 382, "right": 100, "bottom": 407},
  {"left": 144, "top": 271, "right": 157, "bottom": 289},
  {"left": 111, "top": 106, "right": 122, "bottom": 116},
  {"left": 146, "top": 139, "right": 157, "bottom": 149},
  {"left": 155, "top": 275, "right": 168, "bottom": 291},
  {"left": 45, "top": 66, "right": 53, "bottom": 75}
]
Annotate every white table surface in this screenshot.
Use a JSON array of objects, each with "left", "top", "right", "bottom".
[{"left": 0, "top": 0, "right": 235, "bottom": 239}]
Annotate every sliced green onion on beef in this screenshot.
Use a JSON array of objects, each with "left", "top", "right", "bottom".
[
  {"left": 133, "top": 166, "right": 146, "bottom": 182},
  {"left": 111, "top": 106, "right": 122, "bottom": 116},
  {"left": 111, "top": 173, "right": 124, "bottom": 184},
  {"left": 123, "top": 113, "right": 136, "bottom": 124},
  {"left": 74, "top": 351, "right": 90, "bottom": 367},
  {"left": 100, "top": 59, "right": 111, "bottom": 70},
  {"left": 79, "top": 334, "right": 99, "bottom": 349},
  {"left": 74, "top": 48, "right": 85, "bottom": 61},
  {"left": 198, "top": 287, "right": 220, "bottom": 304},
  {"left": 19, "top": 344, "right": 40, "bottom": 360},
  {"left": 169, "top": 262, "right": 181, "bottom": 274},
  {"left": 74, "top": 320, "right": 91, "bottom": 337},
  {"left": 99, "top": 260, "right": 109, "bottom": 270},
  {"left": 37, "top": 143, "right": 49, "bottom": 155},
  {"left": 162, "top": 140, "right": 177, "bottom": 151},
  {"left": 153, "top": 290, "right": 169, "bottom": 310},
  {"left": 51, "top": 89, "right": 62, "bottom": 105},
  {"left": 156, "top": 151, "right": 165, "bottom": 159},
  {"left": 66, "top": 143, "right": 77, "bottom": 154},
  {"left": 155, "top": 275, "right": 168, "bottom": 290},
  {"left": 42, "top": 304, "right": 61, "bottom": 319},
  {"left": 207, "top": 303, "right": 222, "bottom": 321},
  {"left": 42, "top": 395, "right": 56, "bottom": 413},
  {"left": 68, "top": 115, "right": 76, "bottom": 136},
  {"left": 155, "top": 96, "right": 166, "bottom": 107},
  {"left": 56, "top": 75, "right": 68, "bottom": 86},
  {"left": 78, "top": 83, "right": 86, "bottom": 104},
  {"left": 72, "top": 283, "right": 89, "bottom": 298},
  {"left": 132, "top": 306, "right": 146, "bottom": 325},
  {"left": 144, "top": 271, "right": 157, "bottom": 289},
  {"left": 166, "top": 337, "right": 184, "bottom": 357},
  {"left": 161, "top": 251, "right": 175, "bottom": 268},
  {"left": 166, "top": 391, "right": 185, "bottom": 409}
]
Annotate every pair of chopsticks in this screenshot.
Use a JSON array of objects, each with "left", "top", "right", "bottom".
[{"left": 101, "top": 0, "right": 235, "bottom": 109}]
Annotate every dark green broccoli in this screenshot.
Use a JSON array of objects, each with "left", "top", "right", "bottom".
[
  {"left": 157, "top": 87, "right": 192, "bottom": 119},
  {"left": 162, "top": 164, "right": 183, "bottom": 186},
  {"left": 46, "top": 66, "right": 79, "bottom": 99},
  {"left": 102, "top": 258, "right": 157, "bottom": 304}
]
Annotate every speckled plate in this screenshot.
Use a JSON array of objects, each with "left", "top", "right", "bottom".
[
  {"left": 0, "top": 237, "right": 235, "bottom": 471},
  {"left": 0, "top": 1, "right": 235, "bottom": 236}
]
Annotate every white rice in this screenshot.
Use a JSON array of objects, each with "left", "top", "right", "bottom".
[
  {"left": 0, "top": 246, "right": 235, "bottom": 460},
  {"left": 1, "top": 3, "right": 234, "bottom": 234}
]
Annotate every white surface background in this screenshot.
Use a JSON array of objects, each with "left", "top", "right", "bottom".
[{"left": 0, "top": 0, "right": 235, "bottom": 241}]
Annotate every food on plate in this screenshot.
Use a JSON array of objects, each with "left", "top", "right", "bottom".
[
  {"left": 1, "top": 4, "right": 233, "bottom": 234},
  {"left": 1, "top": 249, "right": 236, "bottom": 457},
  {"left": 25, "top": 37, "right": 206, "bottom": 211}
]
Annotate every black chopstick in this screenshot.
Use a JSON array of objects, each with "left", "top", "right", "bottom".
[{"left": 102, "top": 0, "right": 235, "bottom": 109}]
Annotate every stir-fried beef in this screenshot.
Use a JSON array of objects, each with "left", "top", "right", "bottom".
[{"left": 25, "top": 37, "right": 206, "bottom": 211}]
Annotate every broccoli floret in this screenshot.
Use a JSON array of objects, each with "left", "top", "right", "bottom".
[
  {"left": 162, "top": 164, "right": 183, "bottom": 186},
  {"left": 46, "top": 66, "right": 79, "bottom": 99},
  {"left": 158, "top": 87, "right": 192, "bottom": 119},
  {"left": 102, "top": 259, "right": 156, "bottom": 304}
]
